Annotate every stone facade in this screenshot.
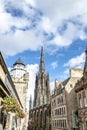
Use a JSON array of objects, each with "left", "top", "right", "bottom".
[
  {"left": 75, "top": 47, "right": 87, "bottom": 130},
  {"left": 11, "top": 58, "right": 29, "bottom": 129},
  {"left": 51, "top": 68, "right": 83, "bottom": 130},
  {"left": 29, "top": 104, "right": 51, "bottom": 130},
  {"left": 11, "top": 58, "right": 29, "bottom": 111},
  {"left": 51, "top": 80, "right": 67, "bottom": 130},
  {"left": 0, "top": 52, "right": 23, "bottom": 130},
  {"left": 29, "top": 47, "right": 51, "bottom": 130}
]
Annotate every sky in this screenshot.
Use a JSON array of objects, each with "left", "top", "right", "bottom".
[{"left": 0, "top": 0, "right": 87, "bottom": 109}]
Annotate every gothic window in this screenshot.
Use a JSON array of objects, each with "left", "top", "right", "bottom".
[
  {"left": 62, "top": 120, "right": 64, "bottom": 127},
  {"left": 57, "top": 98, "right": 59, "bottom": 104},
  {"left": 36, "top": 112, "right": 38, "bottom": 126},
  {"left": 52, "top": 121, "right": 53, "bottom": 127},
  {"left": 46, "top": 80, "right": 47, "bottom": 87},
  {"left": 83, "top": 91, "right": 87, "bottom": 107},
  {"left": 60, "top": 120, "right": 62, "bottom": 127},
  {"left": 84, "top": 97, "right": 87, "bottom": 107},
  {"left": 33, "top": 112, "right": 35, "bottom": 124},
  {"left": 55, "top": 120, "right": 56, "bottom": 127},
  {"left": 52, "top": 110, "right": 54, "bottom": 116},
  {"left": 44, "top": 110, "right": 46, "bottom": 127},
  {"left": 62, "top": 107, "right": 63, "bottom": 115},
  {"left": 63, "top": 107, "right": 65, "bottom": 115},
  {"left": 55, "top": 109, "right": 57, "bottom": 115},
  {"left": 61, "top": 96, "right": 63, "bottom": 103},
  {"left": 59, "top": 108, "right": 61, "bottom": 115},
  {"left": 40, "top": 111, "right": 42, "bottom": 128},
  {"left": 58, "top": 109, "right": 59, "bottom": 115},
  {"left": 54, "top": 99, "right": 56, "bottom": 106},
  {"left": 79, "top": 93, "right": 83, "bottom": 108},
  {"left": 59, "top": 120, "right": 60, "bottom": 127}
]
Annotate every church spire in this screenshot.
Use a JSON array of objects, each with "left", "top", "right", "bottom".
[
  {"left": 39, "top": 47, "right": 45, "bottom": 72},
  {"left": 83, "top": 46, "right": 87, "bottom": 77}
]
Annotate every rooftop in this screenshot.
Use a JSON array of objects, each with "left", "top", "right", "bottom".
[{"left": 13, "top": 58, "right": 25, "bottom": 66}]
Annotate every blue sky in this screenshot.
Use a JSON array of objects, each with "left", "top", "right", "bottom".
[{"left": 0, "top": 0, "right": 87, "bottom": 108}]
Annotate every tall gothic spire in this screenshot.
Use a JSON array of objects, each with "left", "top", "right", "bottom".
[
  {"left": 34, "top": 46, "right": 50, "bottom": 107},
  {"left": 39, "top": 47, "right": 45, "bottom": 72},
  {"left": 83, "top": 46, "right": 87, "bottom": 77}
]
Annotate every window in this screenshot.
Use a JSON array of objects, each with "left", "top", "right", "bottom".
[
  {"left": 63, "top": 107, "right": 65, "bottom": 115},
  {"left": 60, "top": 108, "right": 61, "bottom": 115},
  {"left": 79, "top": 94, "right": 82, "bottom": 108},
  {"left": 57, "top": 98, "right": 59, "bottom": 104},
  {"left": 62, "top": 120, "right": 64, "bottom": 127},
  {"left": 58, "top": 109, "right": 59, "bottom": 115},
  {"left": 55, "top": 109, "right": 57, "bottom": 115},
  {"left": 83, "top": 92, "right": 87, "bottom": 107},
  {"left": 84, "top": 97, "right": 87, "bottom": 107},
  {"left": 52, "top": 111, "right": 53, "bottom": 116},
  {"left": 64, "top": 120, "right": 66, "bottom": 127},
  {"left": 70, "top": 84, "right": 73, "bottom": 88},
  {"left": 55, "top": 120, "right": 56, "bottom": 127},
  {"left": 62, "top": 107, "right": 63, "bottom": 115},
  {"left": 61, "top": 96, "right": 63, "bottom": 103},
  {"left": 54, "top": 99, "right": 56, "bottom": 106},
  {"left": 52, "top": 120, "right": 54, "bottom": 127},
  {"left": 57, "top": 120, "right": 58, "bottom": 126},
  {"left": 52, "top": 101, "right": 53, "bottom": 106}
]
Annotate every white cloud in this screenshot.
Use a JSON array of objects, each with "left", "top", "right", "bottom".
[
  {"left": 0, "top": 2, "right": 12, "bottom": 33},
  {"left": 26, "top": 64, "right": 39, "bottom": 109},
  {"left": 0, "top": 30, "right": 43, "bottom": 56},
  {"left": 0, "top": 0, "right": 87, "bottom": 56},
  {"left": 50, "top": 81, "right": 55, "bottom": 95},
  {"left": 35, "top": 0, "right": 87, "bottom": 47},
  {"left": 64, "top": 52, "right": 85, "bottom": 68},
  {"left": 25, "top": 0, "right": 36, "bottom": 7},
  {"left": 51, "top": 22, "right": 86, "bottom": 47},
  {"left": 0, "top": 0, "right": 36, "bottom": 33},
  {"left": 8, "top": 67, "right": 12, "bottom": 72},
  {"left": 39, "top": 16, "right": 55, "bottom": 33},
  {"left": 51, "top": 61, "right": 58, "bottom": 69},
  {"left": 35, "top": 0, "right": 87, "bottom": 26}
]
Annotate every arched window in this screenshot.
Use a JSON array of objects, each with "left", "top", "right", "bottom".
[
  {"left": 44, "top": 110, "right": 47, "bottom": 128},
  {"left": 40, "top": 111, "right": 43, "bottom": 128},
  {"left": 36, "top": 111, "right": 38, "bottom": 127}
]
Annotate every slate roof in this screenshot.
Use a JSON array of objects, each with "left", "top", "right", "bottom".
[{"left": 13, "top": 58, "right": 25, "bottom": 66}]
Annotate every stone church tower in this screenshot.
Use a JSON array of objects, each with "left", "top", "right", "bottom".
[
  {"left": 29, "top": 47, "right": 51, "bottom": 130},
  {"left": 11, "top": 58, "right": 29, "bottom": 111},
  {"left": 33, "top": 47, "right": 50, "bottom": 107}
]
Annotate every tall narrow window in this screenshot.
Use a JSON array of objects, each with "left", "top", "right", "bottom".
[
  {"left": 79, "top": 94, "right": 82, "bottom": 108},
  {"left": 83, "top": 92, "right": 87, "bottom": 107}
]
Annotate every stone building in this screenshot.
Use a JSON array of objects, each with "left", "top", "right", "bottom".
[
  {"left": 11, "top": 58, "right": 29, "bottom": 129},
  {"left": 0, "top": 52, "right": 23, "bottom": 130},
  {"left": 11, "top": 58, "right": 29, "bottom": 111},
  {"left": 75, "top": 47, "right": 87, "bottom": 130},
  {"left": 51, "top": 68, "right": 83, "bottom": 130},
  {"left": 29, "top": 47, "right": 51, "bottom": 130}
]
